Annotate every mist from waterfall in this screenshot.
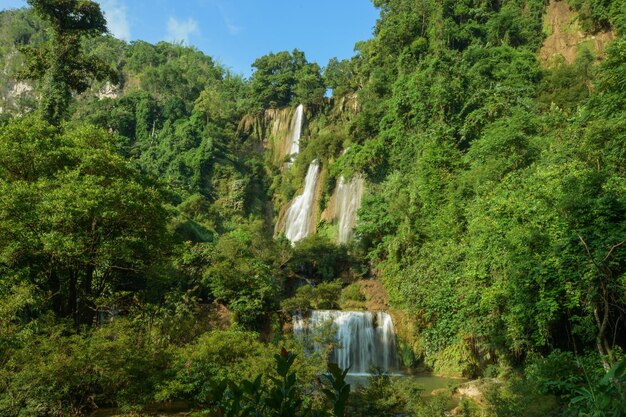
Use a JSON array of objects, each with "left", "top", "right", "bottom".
[
  {"left": 336, "top": 175, "right": 364, "bottom": 244},
  {"left": 284, "top": 160, "right": 320, "bottom": 244},
  {"left": 293, "top": 310, "right": 400, "bottom": 375}
]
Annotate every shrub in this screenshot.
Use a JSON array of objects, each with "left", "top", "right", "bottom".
[
  {"left": 282, "top": 281, "right": 342, "bottom": 312},
  {"left": 156, "top": 330, "right": 274, "bottom": 405},
  {"left": 206, "top": 350, "right": 350, "bottom": 417},
  {"left": 525, "top": 350, "right": 603, "bottom": 397},
  {"left": 339, "top": 283, "right": 366, "bottom": 310},
  {"left": 0, "top": 319, "right": 169, "bottom": 416}
]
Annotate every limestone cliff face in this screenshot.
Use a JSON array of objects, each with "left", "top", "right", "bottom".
[
  {"left": 266, "top": 107, "right": 298, "bottom": 164},
  {"left": 239, "top": 106, "right": 303, "bottom": 165},
  {"left": 0, "top": 80, "right": 36, "bottom": 116},
  {"left": 321, "top": 175, "right": 365, "bottom": 244},
  {"left": 540, "top": 0, "right": 615, "bottom": 66},
  {"left": 242, "top": 105, "right": 321, "bottom": 241},
  {"left": 96, "top": 82, "right": 120, "bottom": 100}
]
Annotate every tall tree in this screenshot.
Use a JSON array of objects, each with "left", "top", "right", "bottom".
[{"left": 18, "top": 0, "right": 114, "bottom": 124}]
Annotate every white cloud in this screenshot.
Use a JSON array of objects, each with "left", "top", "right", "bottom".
[
  {"left": 226, "top": 22, "right": 243, "bottom": 35},
  {"left": 100, "top": 0, "right": 131, "bottom": 41},
  {"left": 213, "top": 2, "right": 243, "bottom": 35},
  {"left": 167, "top": 17, "right": 199, "bottom": 44}
]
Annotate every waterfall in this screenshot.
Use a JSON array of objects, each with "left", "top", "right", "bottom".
[
  {"left": 287, "top": 104, "right": 304, "bottom": 164},
  {"left": 284, "top": 160, "right": 320, "bottom": 244},
  {"left": 335, "top": 175, "right": 364, "bottom": 244},
  {"left": 293, "top": 310, "right": 400, "bottom": 375}
]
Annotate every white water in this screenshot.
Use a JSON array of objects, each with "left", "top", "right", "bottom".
[
  {"left": 287, "top": 104, "right": 304, "bottom": 164},
  {"left": 284, "top": 160, "right": 321, "bottom": 244},
  {"left": 293, "top": 310, "right": 400, "bottom": 375},
  {"left": 335, "top": 175, "right": 364, "bottom": 244}
]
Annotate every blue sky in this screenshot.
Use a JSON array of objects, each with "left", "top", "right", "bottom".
[{"left": 0, "top": 0, "right": 379, "bottom": 76}]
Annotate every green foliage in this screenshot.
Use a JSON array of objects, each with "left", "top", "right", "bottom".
[
  {"left": 1, "top": 1, "right": 626, "bottom": 415},
  {"left": 538, "top": 49, "right": 595, "bottom": 112},
  {"left": 526, "top": 350, "right": 604, "bottom": 397},
  {"left": 157, "top": 330, "right": 274, "bottom": 405},
  {"left": 347, "top": 0, "right": 626, "bottom": 384},
  {"left": 481, "top": 379, "right": 559, "bottom": 417},
  {"left": 203, "top": 224, "right": 282, "bottom": 326},
  {"left": 289, "top": 235, "right": 351, "bottom": 281},
  {"left": 206, "top": 350, "right": 350, "bottom": 417},
  {"left": 250, "top": 49, "right": 325, "bottom": 110},
  {"left": 570, "top": 358, "right": 626, "bottom": 417},
  {"left": 19, "top": 0, "right": 114, "bottom": 124},
  {"left": 339, "top": 283, "right": 366, "bottom": 310},
  {"left": 324, "top": 58, "right": 358, "bottom": 99},
  {"left": 0, "top": 318, "right": 170, "bottom": 417},
  {"left": 567, "top": 0, "right": 626, "bottom": 33},
  {"left": 0, "top": 117, "right": 170, "bottom": 324},
  {"left": 282, "top": 281, "right": 343, "bottom": 312},
  {"left": 320, "top": 362, "right": 351, "bottom": 417},
  {"left": 349, "top": 370, "right": 406, "bottom": 417}
]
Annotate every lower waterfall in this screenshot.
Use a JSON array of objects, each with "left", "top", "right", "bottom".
[{"left": 293, "top": 310, "right": 400, "bottom": 375}]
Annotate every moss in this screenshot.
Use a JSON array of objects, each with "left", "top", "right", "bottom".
[{"left": 390, "top": 309, "right": 426, "bottom": 370}]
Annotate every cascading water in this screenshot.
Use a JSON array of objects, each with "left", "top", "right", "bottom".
[
  {"left": 287, "top": 104, "right": 304, "bottom": 164},
  {"left": 293, "top": 310, "right": 400, "bottom": 375},
  {"left": 335, "top": 175, "right": 364, "bottom": 244},
  {"left": 284, "top": 160, "right": 320, "bottom": 244}
]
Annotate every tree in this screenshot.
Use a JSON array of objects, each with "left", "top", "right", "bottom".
[
  {"left": 249, "top": 49, "right": 324, "bottom": 110},
  {"left": 0, "top": 118, "right": 170, "bottom": 324},
  {"left": 324, "top": 58, "right": 358, "bottom": 99},
  {"left": 18, "top": 0, "right": 114, "bottom": 124},
  {"left": 203, "top": 225, "right": 281, "bottom": 326}
]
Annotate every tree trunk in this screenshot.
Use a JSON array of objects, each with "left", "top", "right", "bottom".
[
  {"left": 69, "top": 271, "right": 78, "bottom": 326},
  {"left": 594, "top": 298, "right": 613, "bottom": 371}
]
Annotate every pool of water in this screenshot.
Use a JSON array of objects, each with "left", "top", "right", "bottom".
[{"left": 345, "top": 373, "right": 467, "bottom": 395}]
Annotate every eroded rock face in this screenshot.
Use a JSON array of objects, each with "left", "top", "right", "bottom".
[
  {"left": 454, "top": 378, "right": 503, "bottom": 408},
  {"left": 9, "top": 81, "right": 33, "bottom": 97},
  {"left": 539, "top": 0, "right": 615, "bottom": 66},
  {"left": 96, "top": 82, "right": 120, "bottom": 100},
  {"left": 1, "top": 81, "right": 36, "bottom": 116}
]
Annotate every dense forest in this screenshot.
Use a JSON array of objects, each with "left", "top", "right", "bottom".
[{"left": 0, "top": 0, "right": 625, "bottom": 416}]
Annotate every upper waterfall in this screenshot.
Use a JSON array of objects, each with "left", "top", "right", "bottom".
[
  {"left": 336, "top": 175, "right": 364, "bottom": 244},
  {"left": 284, "top": 160, "right": 321, "bottom": 244},
  {"left": 293, "top": 310, "right": 400, "bottom": 375},
  {"left": 288, "top": 104, "right": 304, "bottom": 164}
]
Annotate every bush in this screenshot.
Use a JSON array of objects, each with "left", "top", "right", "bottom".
[
  {"left": 0, "top": 319, "right": 169, "bottom": 416},
  {"left": 289, "top": 235, "right": 351, "bottom": 281},
  {"left": 525, "top": 350, "right": 603, "bottom": 397},
  {"left": 349, "top": 370, "right": 406, "bottom": 417},
  {"left": 569, "top": 358, "right": 626, "bottom": 417},
  {"left": 206, "top": 350, "right": 350, "bottom": 417},
  {"left": 339, "top": 283, "right": 366, "bottom": 310},
  {"left": 156, "top": 330, "right": 274, "bottom": 405},
  {"left": 282, "top": 281, "right": 343, "bottom": 312},
  {"left": 482, "top": 379, "right": 559, "bottom": 417}
]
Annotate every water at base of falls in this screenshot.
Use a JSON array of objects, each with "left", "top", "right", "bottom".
[{"left": 293, "top": 310, "right": 400, "bottom": 375}]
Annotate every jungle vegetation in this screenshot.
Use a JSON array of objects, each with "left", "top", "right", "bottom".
[{"left": 0, "top": 0, "right": 625, "bottom": 416}]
